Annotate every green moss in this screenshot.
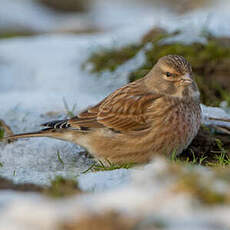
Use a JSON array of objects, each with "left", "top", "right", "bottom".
[
  {"left": 85, "top": 28, "right": 173, "bottom": 73},
  {"left": 45, "top": 176, "right": 81, "bottom": 198},
  {"left": 0, "top": 128, "right": 4, "bottom": 140},
  {"left": 86, "top": 44, "right": 143, "bottom": 73},
  {"left": 38, "top": 0, "right": 89, "bottom": 12},
  {"left": 0, "top": 31, "right": 35, "bottom": 39}
]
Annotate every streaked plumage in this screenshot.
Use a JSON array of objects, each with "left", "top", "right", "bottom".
[{"left": 5, "top": 55, "right": 201, "bottom": 164}]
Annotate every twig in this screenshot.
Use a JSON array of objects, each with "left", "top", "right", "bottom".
[
  {"left": 208, "top": 117, "right": 230, "bottom": 123},
  {"left": 212, "top": 125, "right": 230, "bottom": 135}
]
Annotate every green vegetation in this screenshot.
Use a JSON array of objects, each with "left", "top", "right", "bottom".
[
  {"left": 172, "top": 126, "right": 230, "bottom": 167},
  {"left": 171, "top": 148, "right": 207, "bottom": 165},
  {"left": 45, "top": 176, "right": 81, "bottom": 198},
  {"left": 85, "top": 28, "right": 174, "bottom": 74},
  {"left": 0, "top": 31, "right": 35, "bottom": 39},
  {"left": 83, "top": 160, "right": 135, "bottom": 173},
  {"left": 57, "top": 150, "right": 65, "bottom": 167},
  {"left": 0, "top": 128, "right": 4, "bottom": 140},
  {"left": 63, "top": 97, "right": 76, "bottom": 118},
  {"left": 38, "top": 0, "right": 89, "bottom": 12},
  {"left": 85, "top": 28, "right": 230, "bottom": 107},
  {"left": 86, "top": 44, "right": 141, "bottom": 73}
]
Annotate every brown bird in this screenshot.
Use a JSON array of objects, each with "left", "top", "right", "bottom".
[{"left": 4, "top": 55, "right": 201, "bottom": 164}]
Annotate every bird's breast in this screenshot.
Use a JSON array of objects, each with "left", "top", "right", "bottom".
[{"left": 149, "top": 97, "right": 201, "bottom": 155}]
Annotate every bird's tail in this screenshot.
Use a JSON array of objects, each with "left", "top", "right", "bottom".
[{"left": 0, "top": 119, "right": 82, "bottom": 144}]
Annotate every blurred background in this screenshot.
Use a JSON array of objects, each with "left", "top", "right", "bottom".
[{"left": 0, "top": 0, "right": 220, "bottom": 37}]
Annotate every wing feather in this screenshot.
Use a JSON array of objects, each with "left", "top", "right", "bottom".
[{"left": 68, "top": 79, "right": 162, "bottom": 132}]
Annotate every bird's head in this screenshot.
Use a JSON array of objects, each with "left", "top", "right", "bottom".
[{"left": 146, "top": 55, "right": 200, "bottom": 100}]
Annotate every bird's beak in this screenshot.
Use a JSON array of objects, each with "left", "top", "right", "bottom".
[{"left": 180, "top": 73, "right": 193, "bottom": 86}]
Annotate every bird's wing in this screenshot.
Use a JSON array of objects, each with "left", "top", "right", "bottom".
[{"left": 68, "top": 79, "right": 162, "bottom": 133}]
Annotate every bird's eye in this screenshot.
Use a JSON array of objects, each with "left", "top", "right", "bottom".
[{"left": 166, "top": 72, "right": 172, "bottom": 77}]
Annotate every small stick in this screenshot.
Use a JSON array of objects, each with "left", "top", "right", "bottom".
[
  {"left": 212, "top": 125, "right": 230, "bottom": 135},
  {"left": 208, "top": 117, "right": 230, "bottom": 123}
]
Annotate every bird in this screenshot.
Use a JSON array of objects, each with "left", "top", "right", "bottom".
[{"left": 4, "top": 55, "right": 201, "bottom": 164}]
